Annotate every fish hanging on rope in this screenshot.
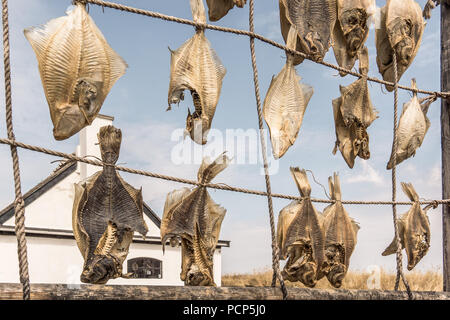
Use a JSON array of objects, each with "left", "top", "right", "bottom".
[
  {"left": 161, "top": 153, "right": 229, "bottom": 286},
  {"left": 279, "top": 0, "right": 337, "bottom": 65},
  {"left": 206, "top": 0, "right": 246, "bottom": 21},
  {"left": 332, "top": 0, "right": 374, "bottom": 76},
  {"left": 263, "top": 25, "right": 314, "bottom": 159},
  {"left": 24, "top": 3, "right": 127, "bottom": 140},
  {"left": 375, "top": 0, "right": 425, "bottom": 91},
  {"left": 277, "top": 167, "right": 325, "bottom": 288},
  {"left": 387, "top": 79, "right": 435, "bottom": 170},
  {"left": 168, "top": 0, "right": 226, "bottom": 145},
  {"left": 382, "top": 183, "right": 431, "bottom": 270},
  {"left": 72, "top": 125, "right": 148, "bottom": 284},
  {"left": 332, "top": 47, "right": 378, "bottom": 168},
  {"left": 317, "top": 173, "right": 360, "bottom": 288}
]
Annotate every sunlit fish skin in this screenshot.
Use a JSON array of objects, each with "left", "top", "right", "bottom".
[
  {"left": 382, "top": 183, "right": 431, "bottom": 271},
  {"left": 206, "top": 0, "right": 246, "bottom": 21},
  {"left": 168, "top": 0, "right": 226, "bottom": 145},
  {"left": 387, "top": 80, "right": 434, "bottom": 170},
  {"left": 161, "top": 153, "right": 229, "bottom": 286},
  {"left": 375, "top": 0, "right": 425, "bottom": 91},
  {"left": 279, "top": 0, "right": 337, "bottom": 65},
  {"left": 317, "top": 173, "right": 360, "bottom": 288},
  {"left": 332, "top": 0, "right": 374, "bottom": 76},
  {"left": 277, "top": 167, "right": 325, "bottom": 288},
  {"left": 263, "top": 26, "right": 313, "bottom": 159},
  {"left": 332, "top": 47, "right": 377, "bottom": 168},
  {"left": 72, "top": 126, "right": 148, "bottom": 284},
  {"left": 24, "top": 3, "right": 127, "bottom": 141}
]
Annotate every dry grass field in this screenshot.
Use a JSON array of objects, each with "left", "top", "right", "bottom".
[{"left": 222, "top": 268, "right": 443, "bottom": 291}]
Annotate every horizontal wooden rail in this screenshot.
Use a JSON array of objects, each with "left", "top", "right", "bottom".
[{"left": 0, "top": 284, "right": 449, "bottom": 300}]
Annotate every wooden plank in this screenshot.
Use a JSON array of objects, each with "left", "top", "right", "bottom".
[
  {"left": 0, "top": 284, "right": 449, "bottom": 300},
  {"left": 442, "top": 0, "right": 450, "bottom": 292}
]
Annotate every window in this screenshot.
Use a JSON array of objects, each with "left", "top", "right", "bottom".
[{"left": 127, "top": 257, "right": 162, "bottom": 279}]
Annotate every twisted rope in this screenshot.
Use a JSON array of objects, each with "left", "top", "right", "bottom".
[
  {"left": 248, "top": 0, "right": 287, "bottom": 300},
  {"left": 76, "top": 0, "right": 450, "bottom": 100},
  {"left": 1, "top": 137, "right": 450, "bottom": 207},
  {"left": 1, "top": 0, "right": 30, "bottom": 300},
  {"left": 391, "top": 52, "right": 413, "bottom": 300}
]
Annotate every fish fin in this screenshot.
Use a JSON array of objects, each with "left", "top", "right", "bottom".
[
  {"left": 197, "top": 152, "right": 231, "bottom": 184},
  {"left": 290, "top": 167, "right": 311, "bottom": 197},
  {"left": 401, "top": 182, "right": 420, "bottom": 202}
]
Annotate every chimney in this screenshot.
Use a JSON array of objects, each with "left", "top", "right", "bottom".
[{"left": 76, "top": 114, "right": 114, "bottom": 181}]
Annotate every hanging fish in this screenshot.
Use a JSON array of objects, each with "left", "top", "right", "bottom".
[
  {"left": 279, "top": 0, "right": 337, "bottom": 65},
  {"left": 387, "top": 79, "right": 435, "bottom": 170},
  {"left": 332, "top": 0, "right": 373, "bottom": 76},
  {"left": 72, "top": 125, "right": 148, "bottom": 284},
  {"left": 332, "top": 47, "right": 378, "bottom": 168},
  {"left": 161, "top": 153, "right": 229, "bottom": 286},
  {"left": 168, "top": 0, "right": 226, "bottom": 145},
  {"left": 277, "top": 167, "right": 325, "bottom": 288},
  {"left": 317, "top": 173, "right": 360, "bottom": 288},
  {"left": 24, "top": 3, "right": 127, "bottom": 140},
  {"left": 206, "top": 0, "right": 246, "bottom": 21},
  {"left": 375, "top": 0, "right": 425, "bottom": 91},
  {"left": 382, "top": 183, "right": 431, "bottom": 270},
  {"left": 263, "top": 26, "right": 314, "bottom": 159}
]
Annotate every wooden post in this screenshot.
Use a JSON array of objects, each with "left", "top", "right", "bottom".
[{"left": 442, "top": 0, "right": 450, "bottom": 292}]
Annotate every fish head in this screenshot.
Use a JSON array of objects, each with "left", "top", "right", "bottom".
[
  {"left": 407, "top": 232, "right": 430, "bottom": 270},
  {"left": 303, "top": 31, "right": 325, "bottom": 61},
  {"left": 326, "top": 263, "right": 346, "bottom": 288},
  {"left": 339, "top": 8, "right": 368, "bottom": 57},
  {"left": 186, "top": 110, "right": 209, "bottom": 145},
  {"left": 298, "top": 261, "right": 318, "bottom": 288},
  {"left": 80, "top": 254, "right": 119, "bottom": 284},
  {"left": 388, "top": 17, "right": 414, "bottom": 66},
  {"left": 270, "top": 130, "right": 291, "bottom": 159},
  {"left": 185, "top": 264, "right": 211, "bottom": 286},
  {"left": 76, "top": 78, "right": 99, "bottom": 115},
  {"left": 98, "top": 125, "right": 122, "bottom": 164}
]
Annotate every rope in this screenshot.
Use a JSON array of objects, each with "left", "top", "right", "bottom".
[
  {"left": 1, "top": 137, "right": 450, "bottom": 207},
  {"left": 75, "top": 0, "right": 450, "bottom": 100},
  {"left": 391, "top": 52, "right": 413, "bottom": 300},
  {"left": 248, "top": 0, "right": 287, "bottom": 300},
  {"left": 1, "top": 0, "right": 30, "bottom": 300}
]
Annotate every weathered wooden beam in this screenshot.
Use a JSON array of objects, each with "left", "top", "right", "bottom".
[
  {"left": 0, "top": 284, "right": 449, "bottom": 300},
  {"left": 442, "top": 0, "right": 450, "bottom": 292}
]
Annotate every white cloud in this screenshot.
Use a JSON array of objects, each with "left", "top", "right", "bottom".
[{"left": 344, "top": 160, "right": 385, "bottom": 185}]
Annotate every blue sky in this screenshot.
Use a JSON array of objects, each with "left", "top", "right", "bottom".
[{"left": 0, "top": 0, "right": 445, "bottom": 276}]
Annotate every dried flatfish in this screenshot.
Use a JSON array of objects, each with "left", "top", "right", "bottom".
[
  {"left": 263, "top": 26, "right": 313, "bottom": 159},
  {"left": 24, "top": 3, "right": 127, "bottom": 140},
  {"left": 375, "top": 0, "right": 425, "bottom": 91},
  {"left": 168, "top": 0, "right": 226, "bottom": 145},
  {"left": 332, "top": 0, "right": 373, "bottom": 76},
  {"left": 382, "top": 183, "right": 431, "bottom": 270},
  {"left": 332, "top": 47, "right": 378, "bottom": 168},
  {"left": 72, "top": 126, "right": 148, "bottom": 284},
  {"left": 318, "top": 173, "right": 359, "bottom": 288},
  {"left": 279, "top": 0, "right": 337, "bottom": 65},
  {"left": 206, "top": 0, "right": 246, "bottom": 21},
  {"left": 387, "top": 79, "right": 434, "bottom": 169},
  {"left": 161, "top": 153, "right": 229, "bottom": 286},
  {"left": 277, "top": 167, "right": 324, "bottom": 288}
]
